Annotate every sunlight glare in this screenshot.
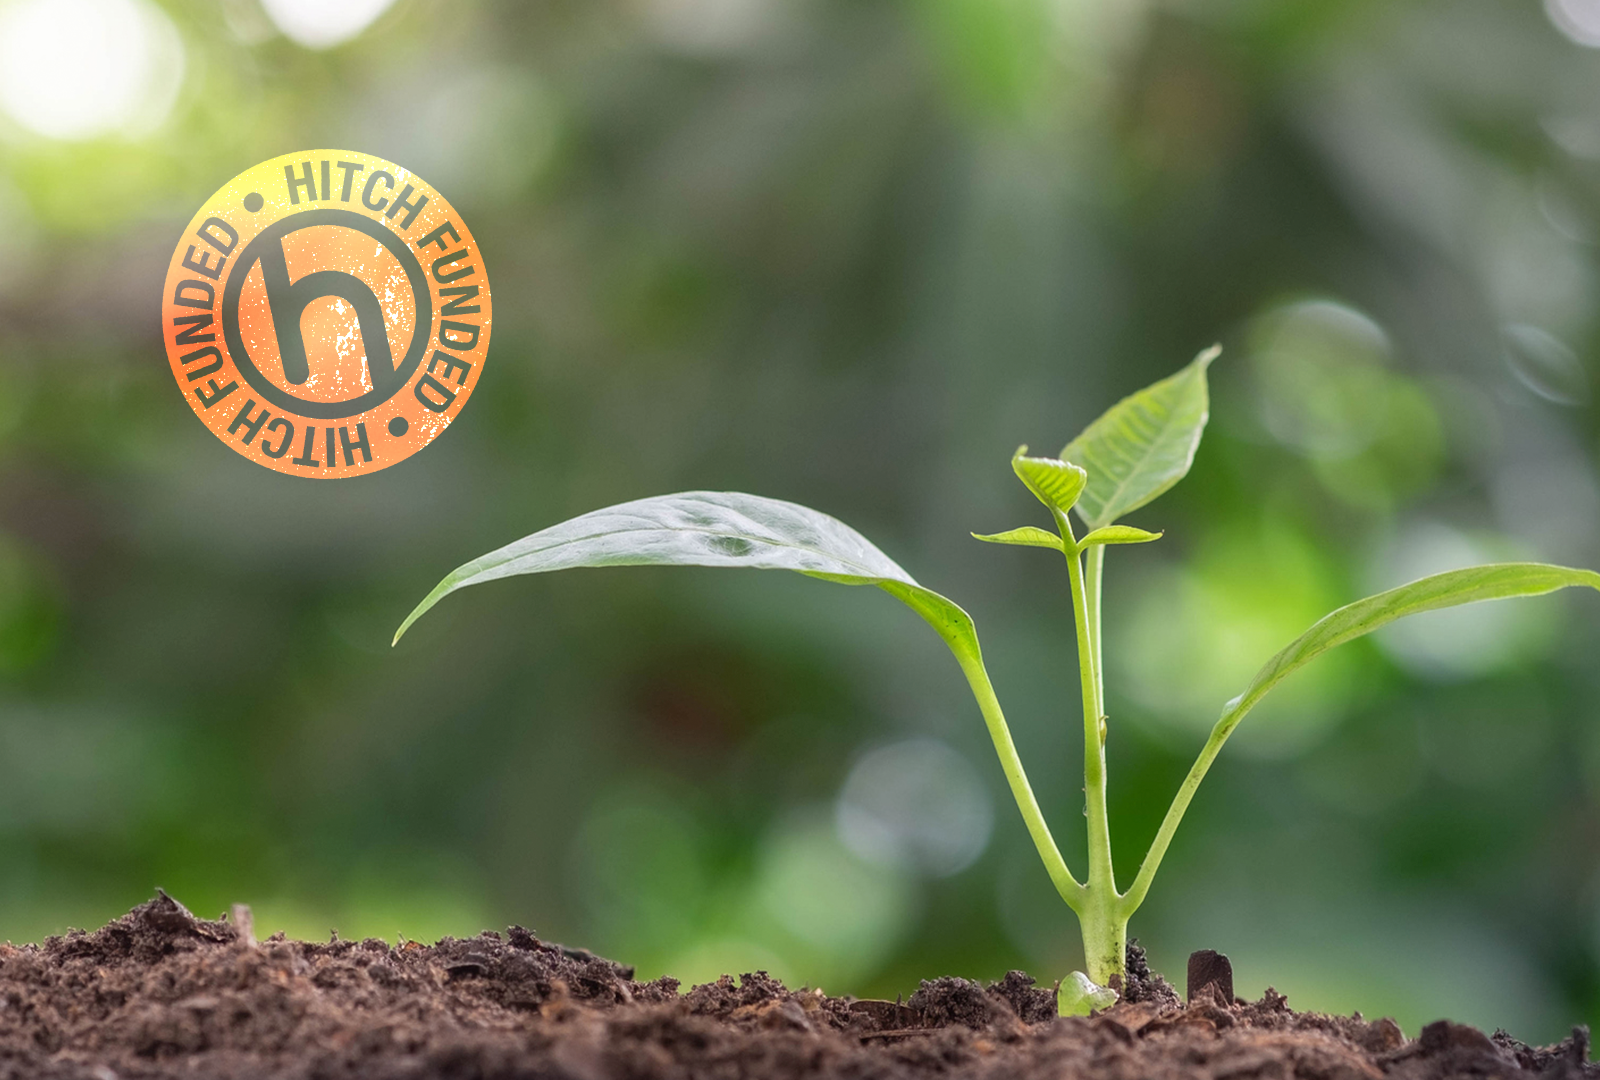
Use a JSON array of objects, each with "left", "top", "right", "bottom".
[
  {"left": 0, "top": 0, "right": 182, "bottom": 140},
  {"left": 1547, "top": 0, "right": 1600, "bottom": 47},
  {"left": 259, "top": 0, "right": 398, "bottom": 49}
]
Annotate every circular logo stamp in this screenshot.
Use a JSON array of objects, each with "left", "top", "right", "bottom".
[{"left": 161, "top": 150, "right": 491, "bottom": 477}]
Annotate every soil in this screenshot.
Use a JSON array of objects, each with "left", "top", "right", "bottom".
[{"left": 0, "top": 893, "right": 1593, "bottom": 1080}]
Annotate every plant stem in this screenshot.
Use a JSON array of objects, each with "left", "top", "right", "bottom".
[
  {"left": 1059, "top": 514, "right": 1123, "bottom": 987},
  {"left": 1078, "top": 884, "right": 1127, "bottom": 995},
  {"left": 950, "top": 647, "right": 1086, "bottom": 912},
  {"left": 1119, "top": 708, "right": 1240, "bottom": 919},
  {"left": 1085, "top": 543, "right": 1106, "bottom": 713}
]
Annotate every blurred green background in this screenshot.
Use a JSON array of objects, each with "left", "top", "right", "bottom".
[{"left": 2, "top": 0, "right": 1600, "bottom": 1044}]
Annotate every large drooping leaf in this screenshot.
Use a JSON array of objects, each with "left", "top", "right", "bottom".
[
  {"left": 1219, "top": 562, "right": 1600, "bottom": 736},
  {"left": 392, "top": 491, "right": 979, "bottom": 660},
  {"left": 393, "top": 490, "right": 1085, "bottom": 906},
  {"left": 1061, "top": 346, "right": 1218, "bottom": 529}
]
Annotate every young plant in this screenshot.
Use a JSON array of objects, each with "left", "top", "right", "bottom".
[{"left": 395, "top": 347, "right": 1600, "bottom": 1013}]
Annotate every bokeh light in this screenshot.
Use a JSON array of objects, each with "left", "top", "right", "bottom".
[
  {"left": 835, "top": 738, "right": 993, "bottom": 877},
  {"left": 0, "top": 0, "right": 182, "bottom": 140},
  {"left": 1251, "top": 301, "right": 1394, "bottom": 461},
  {"left": 1114, "top": 518, "right": 1357, "bottom": 756},
  {"left": 638, "top": 0, "right": 792, "bottom": 55},
  {"left": 1547, "top": 0, "right": 1600, "bottom": 47},
  {"left": 258, "top": 0, "right": 399, "bottom": 49},
  {"left": 1244, "top": 299, "right": 1444, "bottom": 512},
  {"left": 1503, "top": 323, "right": 1590, "bottom": 407},
  {"left": 753, "top": 814, "right": 916, "bottom": 986}
]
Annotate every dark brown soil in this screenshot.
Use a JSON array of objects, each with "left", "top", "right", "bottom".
[{"left": 0, "top": 893, "right": 1593, "bottom": 1079}]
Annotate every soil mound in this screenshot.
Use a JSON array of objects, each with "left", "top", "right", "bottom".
[{"left": 0, "top": 893, "right": 1591, "bottom": 1079}]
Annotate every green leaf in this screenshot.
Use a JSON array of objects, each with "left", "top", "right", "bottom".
[
  {"left": 393, "top": 491, "right": 982, "bottom": 664},
  {"left": 394, "top": 490, "right": 1090, "bottom": 913},
  {"left": 1121, "top": 559, "right": 1600, "bottom": 921},
  {"left": 1077, "top": 525, "right": 1162, "bottom": 551},
  {"left": 971, "top": 526, "right": 1065, "bottom": 551},
  {"left": 1061, "top": 345, "right": 1219, "bottom": 529},
  {"left": 1058, "top": 971, "right": 1118, "bottom": 1017},
  {"left": 1221, "top": 562, "right": 1600, "bottom": 734},
  {"left": 1011, "top": 446, "right": 1087, "bottom": 515}
]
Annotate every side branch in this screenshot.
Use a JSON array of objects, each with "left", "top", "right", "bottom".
[
  {"left": 1119, "top": 710, "right": 1240, "bottom": 917},
  {"left": 951, "top": 648, "right": 1087, "bottom": 910}
]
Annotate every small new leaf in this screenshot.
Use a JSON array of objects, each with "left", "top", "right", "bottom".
[
  {"left": 1011, "top": 446, "right": 1088, "bottom": 516},
  {"left": 1076, "top": 525, "right": 1162, "bottom": 552},
  {"left": 1062, "top": 345, "right": 1218, "bottom": 528},
  {"left": 1058, "top": 971, "right": 1118, "bottom": 1017},
  {"left": 972, "top": 527, "right": 1065, "bottom": 551}
]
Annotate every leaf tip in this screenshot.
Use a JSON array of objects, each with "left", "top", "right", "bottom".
[{"left": 393, "top": 590, "right": 442, "bottom": 647}]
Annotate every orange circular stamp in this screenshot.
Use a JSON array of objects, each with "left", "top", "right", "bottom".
[{"left": 161, "top": 150, "right": 492, "bottom": 477}]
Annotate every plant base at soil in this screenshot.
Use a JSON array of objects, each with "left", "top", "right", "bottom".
[{"left": 0, "top": 894, "right": 1592, "bottom": 1079}]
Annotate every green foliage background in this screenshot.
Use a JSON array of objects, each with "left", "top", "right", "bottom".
[{"left": 3, "top": 0, "right": 1600, "bottom": 1042}]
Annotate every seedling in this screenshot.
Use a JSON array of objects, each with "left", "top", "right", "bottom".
[{"left": 395, "top": 348, "right": 1600, "bottom": 1013}]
